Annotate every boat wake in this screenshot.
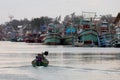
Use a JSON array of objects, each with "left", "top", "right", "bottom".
[{"left": 1, "top": 64, "right": 120, "bottom": 74}]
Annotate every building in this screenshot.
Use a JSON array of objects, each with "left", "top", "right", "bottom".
[
  {"left": 111, "top": 13, "right": 120, "bottom": 47},
  {"left": 114, "top": 13, "right": 120, "bottom": 39}
]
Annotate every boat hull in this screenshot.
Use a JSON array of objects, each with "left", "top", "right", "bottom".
[
  {"left": 44, "top": 33, "right": 61, "bottom": 45},
  {"left": 78, "top": 29, "right": 98, "bottom": 46},
  {"left": 62, "top": 36, "right": 74, "bottom": 45},
  {"left": 32, "top": 59, "right": 49, "bottom": 67}
]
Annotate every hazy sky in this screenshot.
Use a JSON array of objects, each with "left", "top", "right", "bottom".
[{"left": 0, "top": 0, "right": 119, "bottom": 24}]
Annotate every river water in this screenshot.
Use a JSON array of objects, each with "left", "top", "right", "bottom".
[{"left": 0, "top": 41, "right": 120, "bottom": 80}]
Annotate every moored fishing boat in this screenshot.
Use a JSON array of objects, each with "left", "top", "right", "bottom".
[
  {"left": 62, "top": 23, "right": 76, "bottom": 45},
  {"left": 43, "top": 22, "right": 63, "bottom": 45},
  {"left": 61, "top": 35, "right": 74, "bottom": 45},
  {"left": 78, "top": 29, "right": 99, "bottom": 47},
  {"left": 44, "top": 33, "right": 61, "bottom": 45}
]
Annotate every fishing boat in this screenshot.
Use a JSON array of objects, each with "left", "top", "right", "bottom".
[
  {"left": 61, "top": 35, "right": 74, "bottom": 45},
  {"left": 78, "top": 29, "right": 99, "bottom": 47},
  {"left": 97, "top": 20, "right": 113, "bottom": 47},
  {"left": 62, "top": 24, "right": 76, "bottom": 45},
  {"left": 99, "top": 34, "right": 113, "bottom": 47},
  {"left": 43, "top": 22, "right": 63, "bottom": 45},
  {"left": 44, "top": 33, "right": 61, "bottom": 45}
]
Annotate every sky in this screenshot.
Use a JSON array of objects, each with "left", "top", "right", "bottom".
[{"left": 0, "top": 0, "right": 119, "bottom": 24}]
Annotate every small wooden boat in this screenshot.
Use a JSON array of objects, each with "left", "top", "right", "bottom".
[{"left": 32, "top": 59, "right": 49, "bottom": 67}]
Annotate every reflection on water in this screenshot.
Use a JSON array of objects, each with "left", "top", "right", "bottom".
[
  {"left": 1, "top": 52, "right": 120, "bottom": 69},
  {"left": 48, "top": 52, "right": 120, "bottom": 62},
  {"left": 47, "top": 53, "right": 120, "bottom": 70}
]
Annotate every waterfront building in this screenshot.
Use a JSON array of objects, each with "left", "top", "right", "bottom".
[
  {"left": 114, "top": 13, "right": 120, "bottom": 39},
  {"left": 111, "top": 13, "right": 120, "bottom": 47}
]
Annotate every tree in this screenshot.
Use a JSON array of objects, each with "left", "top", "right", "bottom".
[
  {"left": 5, "top": 18, "right": 30, "bottom": 30},
  {"left": 30, "top": 16, "right": 52, "bottom": 31},
  {"left": 100, "top": 15, "right": 113, "bottom": 23}
]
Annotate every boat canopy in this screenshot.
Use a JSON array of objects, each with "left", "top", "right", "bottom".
[{"left": 66, "top": 27, "right": 76, "bottom": 34}]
